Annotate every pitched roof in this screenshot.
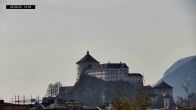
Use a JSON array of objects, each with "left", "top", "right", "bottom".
[
  {"left": 154, "top": 81, "right": 172, "bottom": 89},
  {"left": 76, "top": 51, "right": 99, "bottom": 64},
  {"left": 128, "top": 73, "right": 143, "bottom": 77},
  {"left": 90, "top": 63, "right": 129, "bottom": 69}
]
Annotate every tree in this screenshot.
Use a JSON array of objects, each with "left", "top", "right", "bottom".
[
  {"left": 53, "top": 81, "right": 62, "bottom": 96},
  {"left": 130, "top": 89, "right": 151, "bottom": 110},
  {"left": 46, "top": 81, "right": 62, "bottom": 97},
  {"left": 176, "top": 80, "right": 196, "bottom": 110},
  {"left": 112, "top": 89, "right": 151, "bottom": 110},
  {"left": 112, "top": 90, "right": 132, "bottom": 110}
]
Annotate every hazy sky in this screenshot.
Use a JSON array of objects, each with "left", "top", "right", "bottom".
[{"left": 0, "top": 0, "right": 196, "bottom": 102}]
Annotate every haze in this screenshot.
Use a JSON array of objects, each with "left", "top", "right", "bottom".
[{"left": 0, "top": 0, "right": 195, "bottom": 102}]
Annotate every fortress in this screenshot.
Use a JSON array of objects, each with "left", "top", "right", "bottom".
[
  {"left": 56, "top": 51, "right": 175, "bottom": 109},
  {"left": 76, "top": 51, "right": 143, "bottom": 85}
]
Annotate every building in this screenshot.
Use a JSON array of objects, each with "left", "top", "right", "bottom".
[
  {"left": 76, "top": 51, "right": 143, "bottom": 85},
  {"left": 86, "top": 63, "right": 129, "bottom": 81},
  {"left": 127, "top": 73, "right": 143, "bottom": 85},
  {"left": 153, "top": 81, "right": 173, "bottom": 96},
  {"left": 149, "top": 81, "right": 176, "bottom": 110},
  {"left": 0, "top": 100, "right": 31, "bottom": 110},
  {"left": 57, "top": 86, "right": 73, "bottom": 100},
  {"left": 76, "top": 51, "right": 100, "bottom": 81}
]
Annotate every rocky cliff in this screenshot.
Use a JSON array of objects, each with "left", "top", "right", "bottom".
[{"left": 57, "top": 74, "right": 143, "bottom": 106}]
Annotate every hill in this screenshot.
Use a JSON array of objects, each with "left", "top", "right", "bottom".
[
  {"left": 158, "top": 56, "right": 196, "bottom": 101},
  {"left": 57, "top": 74, "right": 143, "bottom": 106}
]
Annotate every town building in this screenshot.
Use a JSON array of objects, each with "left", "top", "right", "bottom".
[
  {"left": 149, "top": 81, "right": 175, "bottom": 110},
  {"left": 76, "top": 51, "right": 143, "bottom": 85},
  {"left": 0, "top": 100, "right": 31, "bottom": 110},
  {"left": 153, "top": 81, "right": 173, "bottom": 96}
]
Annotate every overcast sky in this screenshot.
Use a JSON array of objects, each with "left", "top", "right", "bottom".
[{"left": 0, "top": 0, "right": 196, "bottom": 102}]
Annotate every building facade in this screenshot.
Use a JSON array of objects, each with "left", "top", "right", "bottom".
[
  {"left": 76, "top": 51, "right": 143, "bottom": 85},
  {"left": 149, "top": 81, "right": 175, "bottom": 110},
  {"left": 86, "top": 63, "right": 129, "bottom": 81},
  {"left": 127, "top": 73, "right": 143, "bottom": 85}
]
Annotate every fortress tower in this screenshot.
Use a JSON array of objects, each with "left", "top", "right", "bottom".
[{"left": 76, "top": 51, "right": 100, "bottom": 81}]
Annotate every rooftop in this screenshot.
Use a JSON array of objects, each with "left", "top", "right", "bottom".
[
  {"left": 76, "top": 51, "right": 99, "bottom": 64},
  {"left": 90, "top": 63, "right": 129, "bottom": 69},
  {"left": 128, "top": 73, "right": 143, "bottom": 77},
  {"left": 153, "top": 81, "right": 172, "bottom": 89}
]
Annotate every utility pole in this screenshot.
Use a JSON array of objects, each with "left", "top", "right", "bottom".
[
  {"left": 23, "top": 95, "right": 25, "bottom": 104},
  {"left": 15, "top": 95, "right": 16, "bottom": 104},
  {"left": 38, "top": 95, "right": 39, "bottom": 102},
  {"left": 31, "top": 95, "right": 32, "bottom": 104},
  {"left": 18, "top": 95, "right": 19, "bottom": 104}
]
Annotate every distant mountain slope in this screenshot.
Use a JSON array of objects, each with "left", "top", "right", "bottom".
[
  {"left": 159, "top": 56, "right": 196, "bottom": 101},
  {"left": 57, "top": 74, "right": 142, "bottom": 106}
]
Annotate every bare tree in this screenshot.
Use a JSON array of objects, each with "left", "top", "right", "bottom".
[
  {"left": 53, "top": 81, "right": 62, "bottom": 96},
  {"left": 176, "top": 80, "right": 196, "bottom": 110},
  {"left": 46, "top": 82, "right": 62, "bottom": 97}
]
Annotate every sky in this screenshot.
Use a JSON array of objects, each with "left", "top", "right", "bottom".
[{"left": 0, "top": 0, "right": 196, "bottom": 102}]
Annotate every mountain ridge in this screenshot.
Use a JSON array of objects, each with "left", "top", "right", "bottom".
[{"left": 158, "top": 55, "right": 196, "bottom": 101}]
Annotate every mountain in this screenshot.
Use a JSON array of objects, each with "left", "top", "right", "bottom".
[{"left": 159, "top": 56, "right": 196, "bottom": 101}]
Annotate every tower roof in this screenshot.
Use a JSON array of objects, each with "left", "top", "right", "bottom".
[
  {"left": 76, "top": 51, "right": 99, "bottom": 64},
  {"left": 154, "top": 81, "right": 172, "bottom": 89}
]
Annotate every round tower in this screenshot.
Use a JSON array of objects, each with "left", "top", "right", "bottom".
[{"left": 76, "top": 51, "right": 99, "bottom": 81}]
